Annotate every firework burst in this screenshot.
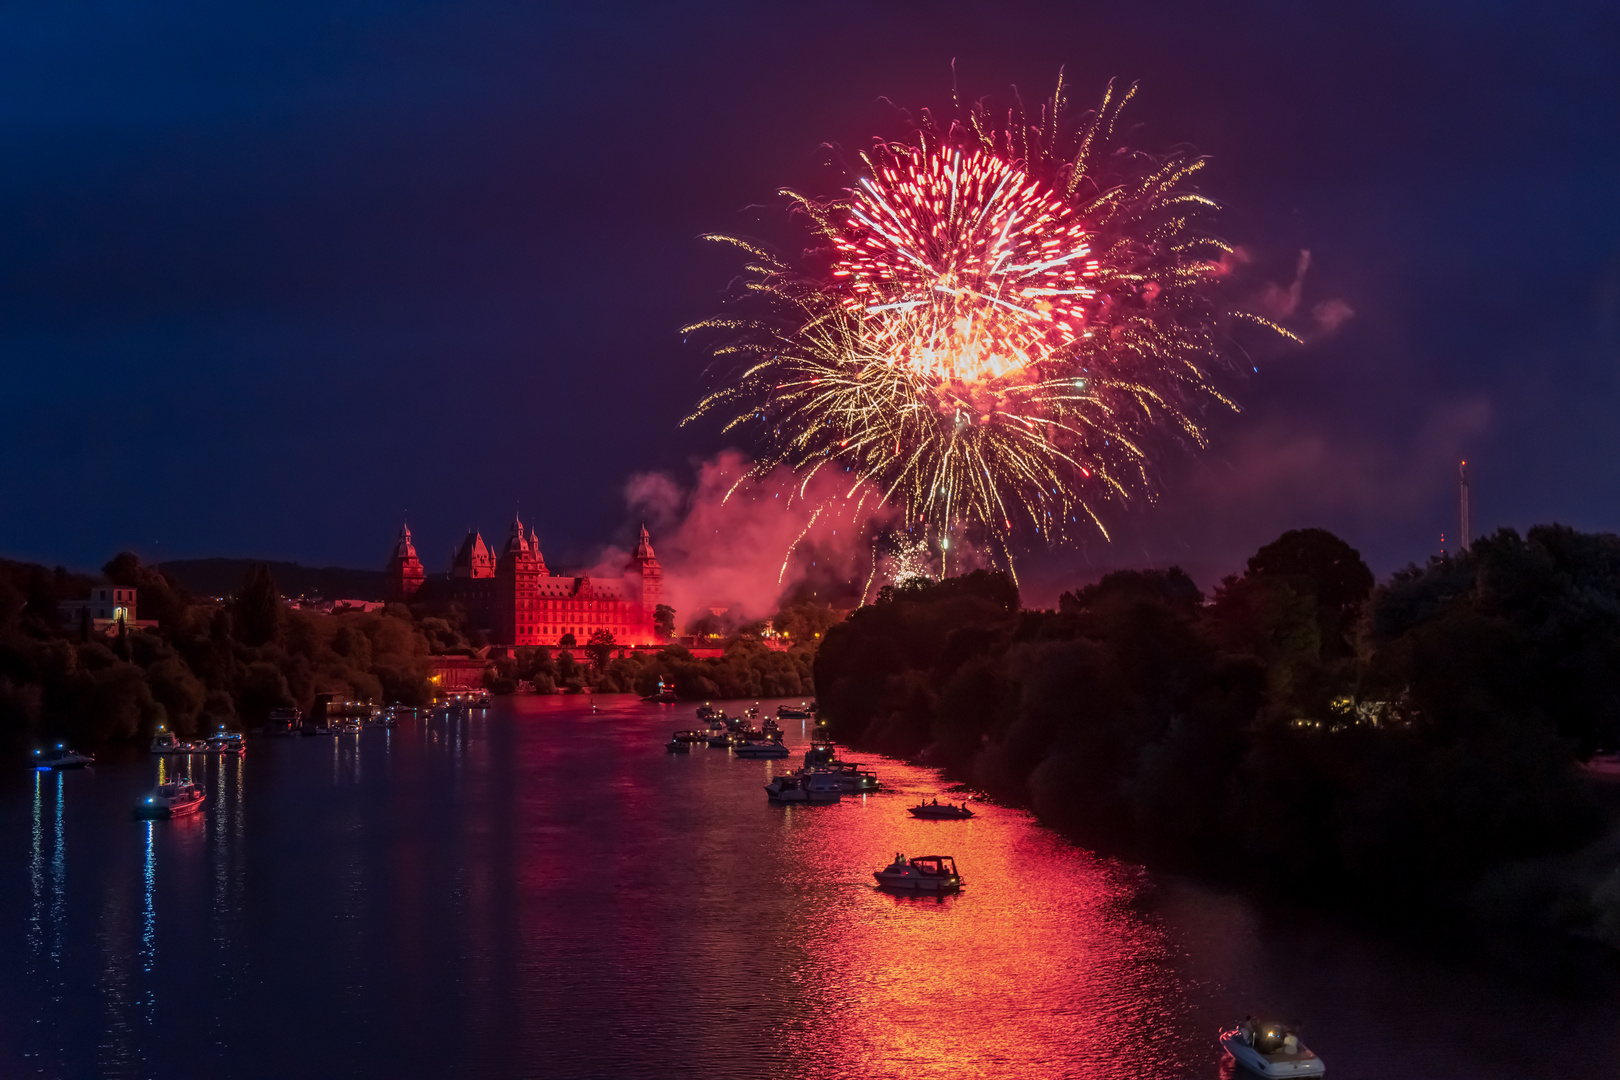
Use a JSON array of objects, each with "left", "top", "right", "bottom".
[{"left": 688, "top": 78, "right": 1294, "bottom": 573}]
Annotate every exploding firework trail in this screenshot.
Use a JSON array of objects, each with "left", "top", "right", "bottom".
[{"left": 688, "top": 79, "right": 1295, "bottom": 576}]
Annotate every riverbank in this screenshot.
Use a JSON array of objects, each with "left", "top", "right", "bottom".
[{"left": 813, "top": 529, "right": 1620, "bottom": 960}]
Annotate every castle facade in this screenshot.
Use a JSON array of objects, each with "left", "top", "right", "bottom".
[{"left": 385, "top": 518, "right": 663, "bottom": 648}]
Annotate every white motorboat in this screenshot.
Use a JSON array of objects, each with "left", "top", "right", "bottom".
[
  {"left": 203, "top": 730, "right": 245, "bottom": 754},
  {"left": 733, "top": 740, "right": 789, "bottom": 759},
  {"left": 908, "top": 799, "right": 974, "bottom": 819},
  {"left": 150, "top": 728, "right": 181, "bottom": 753},
  {"left": 666, "top": 736, "right": 692, "bottom": 753},
  {"left": 133, "top": 777, "right": 206, "bottom": 819},
  {"left": 765, "top": 771, "right": 842, "bottom": 804},
  {"left": 776, "top": 704, "right": 813, "bottom": 720},
  {"left": 824, "top": 761, "right": 879, "bottom": 792},
  {"left": 873, "top": 853, "right": 962, "bottom": 893},
  {"left": 1220, "top": 1019, "right": 1325, "bottom": 1077},
  {"left": 33, "top": 745, "right": 93, "bottom": 770},
  {"left": 803, "top": 741, "right": 835, "bottom": 766}
]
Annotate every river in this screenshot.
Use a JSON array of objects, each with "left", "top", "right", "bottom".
[{"left": 1, "top": 695, "right": 1615, "bottom": 1079}]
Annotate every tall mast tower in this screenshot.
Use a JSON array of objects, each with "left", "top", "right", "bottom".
[{"left": 1458, "top": 460, "right": 1471, "bottom": 553}]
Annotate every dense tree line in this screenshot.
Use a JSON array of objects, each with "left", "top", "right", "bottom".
[
  {"left": 814, "top": 526, "right": 1620, "bottom": 951},
  {"left": 0, "top": 554, "right": 436, "bottom": 748},
  {"left": 485, "top": 637, "right": 817, "bottom": 699}
]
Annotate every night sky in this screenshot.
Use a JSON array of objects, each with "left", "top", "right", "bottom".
[{"left": 4, "top": 2, "right": 1618, "bottom": 589}]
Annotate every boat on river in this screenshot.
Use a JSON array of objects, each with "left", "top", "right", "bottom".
[
  {"left": 203, "top": 731, "right": 246, "bottom": 755},
  {"left": 803, "top": 742, "right": 836, "bottom": 767},
  {"left": 265, "top": 707, "right": 301, "bottom": 735},
  {"left": 1220, "top": 1018, "right": 1325, "bottom": 1077},
  {"left": 133, "top": 777, "right": 205, "bottom": 819},
  {"left": 666, "top": 734, "right": 692, "bottom": 754},
  {"left": 825, "top": 761, "right": 879, "bottom": 792},
  {"left": 149, "top": 728, "right": 203, "bottom": 754},
  {"left": 776, "top": 703, "right": 813, "bottom": 720},
  {"left": 33, "top": 745, "right": 93, "bottom": 770},
  {"left": 765, "top": 771, "right": 842, "bottom": 804},
  {"left": 908, "top": 799, "right": 974, "bottom": 819},
  {"left": 671, "top": 729, "right": 707, "bottom": 745},
  {"left": 873, "top": 854, "right": 962, "bottom": 893},
  {"left": 733, "top": 740, "right": 789, "bottom": 759}
]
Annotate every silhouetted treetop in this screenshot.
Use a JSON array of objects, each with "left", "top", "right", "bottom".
[{"left": 1245, "top": 528, "right": 1374, "bottom": 615}]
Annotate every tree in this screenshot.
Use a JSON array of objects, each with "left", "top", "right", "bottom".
[
  {"left": 1246, "top": 528, "right": 1373, "bottom": 615},
  {"left": 588, "top": 629, "right": 615, "bottom": 669},
  {"left": 653, "top": 604, "right": 675, "bottom": 639},
  {"left": 233, "top": 563, "right": 284, "bottom": 647},
  {"left": 558, "top": 631, "right": 577, "bottom": 649}
]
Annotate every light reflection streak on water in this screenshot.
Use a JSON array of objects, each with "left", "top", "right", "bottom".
[
  {"left": 141, "top": 820, "right": 156, "bottom": 975},
  {"left": 28, "top": 768, "right": 44, "bottom": 986},
  {"left": 51, "top": 771, "right": 65, "bottom": 965}
]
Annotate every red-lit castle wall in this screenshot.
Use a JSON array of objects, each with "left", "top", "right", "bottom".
[{"left": 386, "top": 518, "right": 664, "bottom": 648}]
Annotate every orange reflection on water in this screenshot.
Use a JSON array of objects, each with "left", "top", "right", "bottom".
[{"left": 761, "top": 758, "right": 1203, "bottom": 1079}]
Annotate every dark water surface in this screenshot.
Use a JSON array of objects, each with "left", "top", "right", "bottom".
[{"left": 2, "top": 696, "right": 1616, "bottom": 1079}]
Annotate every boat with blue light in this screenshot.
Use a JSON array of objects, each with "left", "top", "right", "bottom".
[
  {"left": 133, "top": 777, "right": 206, "bottom": 819},
  {"left": 34, "top": 745, "right": 93, "bottom": 770}
]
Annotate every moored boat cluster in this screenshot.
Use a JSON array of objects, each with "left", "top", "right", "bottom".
[{"left": 662, "top": 700, "right": 973, "bottom": 895}]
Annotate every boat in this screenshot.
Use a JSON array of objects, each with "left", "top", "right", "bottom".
[
  {"left": 204, "top": 731, "right": 246, "bottom": 755},
  {"left": 803, "top": 741, "right": 836, "bottom": 767},
  {"left": 666, "top": 735, "right": 692, "bottom": 754},
  {"left": 908, "top": 799, "right": 974, "bottom": 819},
  {"left": 732, "top": 740, "right": 790, "bottom": 759},
  {"left": 873, "top": 853, "right": 962, "bottom": 893},
  {"left": 776, "top": 703, "right": 813, "bottom": 720},
  {"left": 825, "top": 761, "right": 880, "bottom": 792},
  {"left": 765, "top": 771, "right": 842, "bottom": 804},
  {"left": 334, "top": 719, "right": 363, "bottom": 735},
  {"left": 133, "top": 777, "right": 206, "bottom": 819},
  {"left": 643, "top": 677, "right": 678, "bottom": 704},
  {"left": 149, "top": 728, "right": 196, "bottom": 754},
  {"left": 672, "top": 729, "right": 707, "bottom": 745},
  {"left": 705, "top": 730, "right": 735, "bottom": 748},
  {"left": 1220, "top": 1018, "right": 1325, "bottom": 1077},
  {"left": 745, "top": 705, "right": 760, "bottom": 720},
  {"left": 33, "top": 745, "right": 93, "bottom": 770},
  {"left": 696, "top": 704, "right": 721, "bottom": 721},
  {"left": 761, "top": 719, "right": 781, "bottom": 738},
  {"left": 265, "top": 707, "right": 301, "bottom": 735}
]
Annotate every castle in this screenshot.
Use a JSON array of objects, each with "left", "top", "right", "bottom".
[{"left": 384, "top": 517, "right": 664, "bottom": 648}]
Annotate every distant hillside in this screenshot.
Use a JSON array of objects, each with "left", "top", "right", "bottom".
[{"left": 159, "top": 559, "right": 388, "bottom": 601}]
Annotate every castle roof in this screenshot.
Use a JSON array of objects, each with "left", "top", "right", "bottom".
[
  {"left": 452, "top": 530, "right": 495, "bottom": 577},
  {"left": 504, "top": 514, "right": 529, "bottom": 554},
  {"left": 390, "top": 522, "right": 421, "bottom": 564},
  {"left": 632, "top": 523, "right": 657, "bottom": 561}
]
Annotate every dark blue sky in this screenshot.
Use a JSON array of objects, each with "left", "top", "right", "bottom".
[{"left": 3, "top": 1, "right": 1618, "bottom": 585}]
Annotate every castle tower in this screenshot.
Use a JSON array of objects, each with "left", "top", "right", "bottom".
[
  {"left": 625, "top": 523, "right": 663, "bottom": 638},
  {"left": 384, "top": 522, "right": 426, "bottom": 601},
  {"left": 497, "top": 515, "right": 543, "bottom": 645},
  {"left": 451, "top": 531, "right": 496, "bottom": 579}
]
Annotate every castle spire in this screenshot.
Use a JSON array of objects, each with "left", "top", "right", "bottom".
[{"left": 633, "top": 521, "right": 656, "bottom": 560}]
